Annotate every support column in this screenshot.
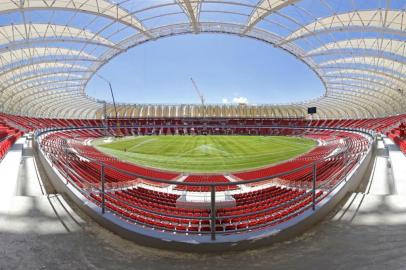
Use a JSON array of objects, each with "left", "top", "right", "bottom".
[
  {"left": 210, "top": 185, "right": 216, "bottom": 240},
  {"left": 101, "top": 163, "right": 105, "bottom": 214},
  {"left": 312, "top": 162, "right": 317, "bottom": 211}
]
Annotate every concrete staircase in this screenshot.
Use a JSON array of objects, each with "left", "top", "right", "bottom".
[
  {"left": 0, "top": 134, "right": 84, "bottom": 235},
  {"left": 333, "top": 136, "right": 406, "bottom": 226}
]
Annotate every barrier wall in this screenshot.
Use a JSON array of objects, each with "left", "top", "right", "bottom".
[{"left": 33, "top": 129, "right": 376, "bottom": 252}]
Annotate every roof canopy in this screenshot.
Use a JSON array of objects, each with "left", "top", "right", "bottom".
[{"left": 0, "top": 0, "right": 405, "bottom": 119}]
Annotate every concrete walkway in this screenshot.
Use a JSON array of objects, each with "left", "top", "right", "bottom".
[
  {"left": 0, "top": 136, "right": 25, "bottom": 198},
  {"left": 383, "top": 137, "right": 406, "bottom": 194},
  {"left": 0, "top": 136, "right": 406, "bottom": 270}
]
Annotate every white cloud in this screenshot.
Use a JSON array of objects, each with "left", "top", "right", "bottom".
[
  {"left": 221, "top": 96, "right": 249, "bottom": 104},
  {"left": 232, "top": 96, "right": 248, "bottom": 104}
]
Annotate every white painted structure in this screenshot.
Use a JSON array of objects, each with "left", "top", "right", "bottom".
[{"left": 0, "top": 1, "right": 404, "bottom": 119}]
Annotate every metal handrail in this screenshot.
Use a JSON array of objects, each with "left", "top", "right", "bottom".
[
  {"left": 36, "top": 125, "right": 375, "bottom": 238},
  {"left": 57, "top": 156, "right": 320, "bottom": 235},
  {"left": 37, "top": 127, "right": 372, "bottom": 187}
]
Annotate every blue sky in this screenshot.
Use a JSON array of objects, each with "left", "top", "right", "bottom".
[{"left": 86, "top": 34, "right": 325, "bottom": 105}]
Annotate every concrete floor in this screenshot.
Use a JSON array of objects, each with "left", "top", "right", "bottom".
[{"left": 1, "top": 136, "right": 406, "bottom": 270}]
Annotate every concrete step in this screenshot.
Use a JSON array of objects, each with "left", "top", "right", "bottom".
[
  {"left": 364, "top": 139, "right": 396, "bottom": 195},
  {"left": 0, "top": 194, "right": 84, "bottom": 234},
  {"left": 333, "top": 192, "right": 406, "bottom": 226},
  {"left": 0, "top": 136, "right": 26, "bottom": 198},
  {"left": 383, "top": 137, "right": 406, "bottom": 195}
]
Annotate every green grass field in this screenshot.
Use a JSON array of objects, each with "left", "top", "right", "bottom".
[{"left": 93, "top": 135, "right": 316, "bottom": 173}]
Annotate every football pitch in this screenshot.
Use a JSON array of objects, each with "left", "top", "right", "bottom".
[{"left": 93, "top": 135, "right": 316, "bottom": 173}]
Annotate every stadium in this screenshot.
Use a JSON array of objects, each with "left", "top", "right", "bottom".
[{"left": 0, "top": 0, "right": 406, "bottom": 269}]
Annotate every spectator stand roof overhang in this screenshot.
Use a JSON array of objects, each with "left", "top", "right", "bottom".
[{"left": 0, "top": 0, "right": 405, "bottom": 119}]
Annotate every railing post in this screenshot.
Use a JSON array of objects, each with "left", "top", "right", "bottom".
[
  {"left": 312, "top": 162, "right": 317, "bottom": 211},
  {"left": 210, "top": 185, "right": 216, "bottom": 240},
  {"left": 343, "top": 150, "right": 348, "bottom": 181},
  {"left": 64, "top": 162, "right": 69, "bottom": 185},
  {"left": 101, "top": 163, "right": 105, "bottom": 214}
]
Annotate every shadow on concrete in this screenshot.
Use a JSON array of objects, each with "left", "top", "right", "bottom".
[
  {"left": 2, "top": 179, "right": 406, "bottom": 270},
  {"left": 3, "top": 138, "right": 406, "bottom": 269},
  {"left": 1, "top": 194, "right": 406, "bottom": 270}
]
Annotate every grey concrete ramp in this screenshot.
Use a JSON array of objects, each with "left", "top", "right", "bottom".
[
  {"left": 383, "top": 137, "right": 406, "bottom": 195},
  {"left": 0, "top": 195, "right": 84, "bottom": 235},
  {"left": 334, "top": 193, "right": 406, "bottom": 225},
  {"left": 364, "top": 139, "right": 396, "bottom": 195},
  {"left": 0, "top": 136, "right": 25, "bottom": 198}
]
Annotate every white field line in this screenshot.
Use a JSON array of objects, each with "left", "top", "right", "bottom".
[
  {"left": 100, "top": 144, "right": 311, "bottom": 161},
  {"left": 269, "top": 136, "right": 313, "bottom": 147},
  {"left": 131, "top": 181, "right": 287, "bottom": 198},
  {"left": 177, "top": 144, "right": 230, "bottom": 157},
  {"left": 95, "top": 136, "right": 316, "bottom": 173},
  {"left": 98, "top": 145, "right": 315, "bottom": 169},
  {"left": 127, "top": 138, "right": 158, "bottom": 151}
]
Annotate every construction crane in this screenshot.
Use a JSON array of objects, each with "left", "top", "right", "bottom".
[
  {"left": 97, "top": 74, "right": 122, "bottom": 137},
  {"left": 190, "top": 77, "right": 206, "bottom": 117},
  {"left": 97, "top": 74, "right": 119, "bottom": 120}
]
